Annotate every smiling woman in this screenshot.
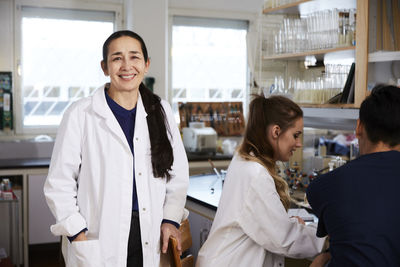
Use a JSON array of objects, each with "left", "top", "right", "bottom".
[{"left": 44, "top": 30, "right": 189, "bottom": 267}]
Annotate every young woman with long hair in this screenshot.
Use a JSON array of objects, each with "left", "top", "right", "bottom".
[{"left": 196, "top": 94, "right": 325, "bottom": 267}]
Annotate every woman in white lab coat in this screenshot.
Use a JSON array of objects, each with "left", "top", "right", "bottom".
[
  {"left": 196, "top": 95, "right": 325, "bottom": 267},
  {"left": 44, "top": 30, "right": 189, "bottom": 267}
]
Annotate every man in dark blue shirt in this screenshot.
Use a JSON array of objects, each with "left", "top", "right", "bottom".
[{"left": 307, "top": 84, "right": 400, "bottom": 267}]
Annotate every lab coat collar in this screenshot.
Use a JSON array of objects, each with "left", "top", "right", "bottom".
[
  {"left": 91, "top": 84, "right": 147, "bottom": 152},
  {"left": 92, "top": 84, "right": 147, "bottom": 119}
]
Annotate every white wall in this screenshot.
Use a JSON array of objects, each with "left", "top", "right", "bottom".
[
  {"left": 169, "top": 0, "right": 262, "bottom": 13},
  {"left": 125, "top": 0, "right": 169, "bottom": 100},
  {"left": 0, "top": 0, "right": 14, "bottom": 72}
]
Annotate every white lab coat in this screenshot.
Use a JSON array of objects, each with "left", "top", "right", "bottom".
[
  {"left": 196, "top": 155, "right": 325, "bottom": 267},
  {"left": 44, "top": 85, "right": 189, "bottom": 267}
]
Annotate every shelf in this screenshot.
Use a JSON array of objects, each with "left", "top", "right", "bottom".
[
  {"left": 301, "top": 106, "right": 359, "bottom": 130},
  {"left": 368, "top": 51, "right": 400, "bottom": 62},
  {"left": 259, "top": 0, "right": 365, "bottom": 107},
  {"left": 263, "top": 46, "right": 356, "bottom": 61},
  {"left": 263, "top": 0, "right": 312, "bottom": 14},
  {"left": 300, "top": 103, "right": 356, "bottom": 108},
  {"left": 263, "top": 0, "right": 356, "bottom": 15}
]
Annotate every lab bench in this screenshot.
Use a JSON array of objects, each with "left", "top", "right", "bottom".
[{"left": 0, "top": 155, "right": 229, "bottom": 266}]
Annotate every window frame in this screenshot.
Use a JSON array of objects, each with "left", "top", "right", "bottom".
[{"left": 14, "top": 0, "right": 123, "bottom": 135}]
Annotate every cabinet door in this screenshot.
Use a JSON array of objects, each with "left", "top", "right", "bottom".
[
  {"left": 0, "top": 189, "right": 22, "bottom": 264},
  {"left": 28, "top": 174, "right": 59, "bottom": 244},
  {"left": 187, "top": 210, "right": 213, "bottom": 262}
]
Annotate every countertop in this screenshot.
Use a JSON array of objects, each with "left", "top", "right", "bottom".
[
  {"left": 187, "top": 173, "right": 317, "bottom": 222},
  {"left": 0, "top": 152, "right": 230, "bottom": 169},
  {"left": 0, "top": 158, "right": 51, "bottom": 169},
  {"left": 187, "top": 174, "right": 222, "bottom": 211},
  {"left": 186, "top": 152, "right": 232, "bottom": 162}
]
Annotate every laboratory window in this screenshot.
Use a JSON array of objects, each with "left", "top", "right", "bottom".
[
  {"left": 171, "top": 16, "right": 249, "bottom": 123},
  {"left": 16, "top": 4, "right": 119, "bottom": 132}
]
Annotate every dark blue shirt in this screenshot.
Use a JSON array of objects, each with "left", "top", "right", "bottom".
[
  {"left": 307, "top": 151, "right": 400, "bottom": 267},
  {"left": 105, "top": 90, "right": 139, "bottom": 211}
]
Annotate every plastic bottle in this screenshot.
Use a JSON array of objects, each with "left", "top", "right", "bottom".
[
  {"left": 3, "top": 178, "right": 12, "bottom": 191},
  {"left": 328, "top": 161, "right": 335, "bottom": 172},
  {"left": 351, "top": 13, "right": 356, "bottom": 46},
  {"left": 1, "top": 179, "right": 13, "bottom": 200},
  {"left": 344, "top": 12, "right": 351, "bottom": 45},
  {"left": 0, "top": 179, "right": 4, "bottom": 192},
  {"left": 0, "top": 180, "right": 3, "bottom": 199},
  {"left": 338, "top": 11, "right": 345, "bottom": 45}
]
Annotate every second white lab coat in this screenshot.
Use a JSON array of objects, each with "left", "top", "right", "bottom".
[
  {"left": 44, "top": 85, "right": 189, "bottom": 267},
  {"left": 196, "top": 155, "right": 324, "bottom": 267}
]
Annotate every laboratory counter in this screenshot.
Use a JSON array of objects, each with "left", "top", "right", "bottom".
[
  {"left": 186, "top": 152, "right": 233, "bottom": 162},
  {"left": 0, "top": 154, "right": 228, "bottom": 168},
  {"left": 0, "top": 156, "right": 228, "bottom": 266},
  {"left": 186, "top": 174, "right": 314, "bottom": 217},
  {"left": 0, "top": 158, "right": 51, "bottom": 170}
]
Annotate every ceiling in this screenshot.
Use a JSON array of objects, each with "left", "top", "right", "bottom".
[{"left": 169, "top": 0, "right": 264, "bottom": 14}]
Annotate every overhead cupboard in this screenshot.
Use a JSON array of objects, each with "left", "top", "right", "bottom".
[{"left": 255, "top": 0, "right": 400, "bottom": 111}]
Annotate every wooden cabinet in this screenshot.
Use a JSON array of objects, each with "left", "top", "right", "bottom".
[{"left": 257, "top": 0, "right": 369, "bottom": 108}]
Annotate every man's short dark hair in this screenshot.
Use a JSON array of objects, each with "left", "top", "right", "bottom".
[{"left": 359, "top": 84, "right": 400, "bottom": 147}]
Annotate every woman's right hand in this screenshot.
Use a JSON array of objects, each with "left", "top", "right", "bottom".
[
  {"left": 73, "top": 232, "right": 88, "bottom": 242},
  {"left": 309, "top": 251, "right": 331, "bottom": 267},
  {"left": 291, "top": 215, "right": 305, "bottom": 225}
]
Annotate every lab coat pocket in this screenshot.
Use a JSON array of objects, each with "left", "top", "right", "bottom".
[{"left": 68, "top": 239, "right": 101, "bottom": 267}]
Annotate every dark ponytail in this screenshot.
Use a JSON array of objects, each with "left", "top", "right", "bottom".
[{"left": 139, "top": 83, "right": 174, "bottom": 181}]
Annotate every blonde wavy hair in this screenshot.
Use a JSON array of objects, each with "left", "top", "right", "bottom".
[{"left": 238, "top": 94, "right": 303, "bottom": 210}]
